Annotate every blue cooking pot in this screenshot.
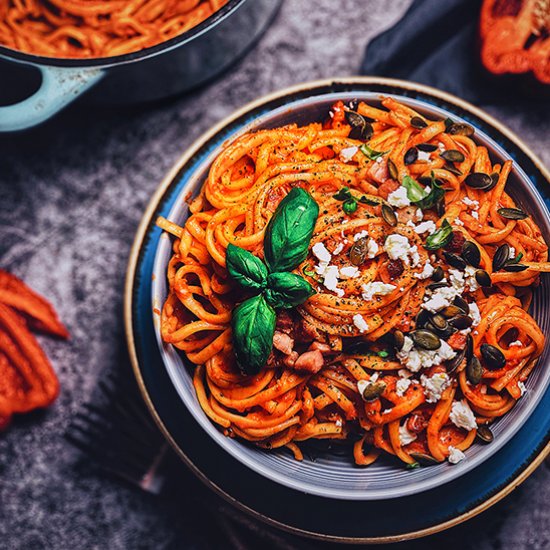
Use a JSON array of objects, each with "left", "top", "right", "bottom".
[{"left": 0, "top": 0, "right": 281, "bottom": 132}]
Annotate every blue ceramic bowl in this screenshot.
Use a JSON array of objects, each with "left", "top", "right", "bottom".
[{"left": 147, "top": 80, "right": 550, "bottom": 501}]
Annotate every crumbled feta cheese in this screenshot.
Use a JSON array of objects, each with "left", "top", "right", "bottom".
[
  {"left": 464, "top": 265, "right": 480, "bottom": 291},
  {"left": 422, "top": 285, "right": 456, "bottom": 313},
  {"left": 387, "top": 186, "right": 411, "bottom": 208},
  {"left": 414, "top": 220, "right": 437, "bottom": 235},
  {"left": 462, "top": 197, "right": 479, "bottom": 208},
  {"left": 509, "top": 246, "right": 516, "bottom": 259},
  {"left": 361, "top": 281, "right": 396, "bottom": 301},
  {"left": 415, "top": 208, "right": 424, "bottom": 221},
  {"left": 438, "top": 143, "right": 446, "bottom": 152},
  {"left": 353, "top": 230, "right": 368, "bottom": 242},
  {"left": 509, "top": 340, "right": 522, "bottom": 347},
  {"left": 398, "top": 339, "right": 456, "bottom": 373},
  {"left": 420, "top": 372, "right": 451, "bottom": 402},
  {"left": 454, "top": 218, "right": 464, "bottom": 226},
  {"left": 339, "top": 146, "right": 358, "bottom": 162},
  {"left": 448, "top": 446, "right": 466, "bottom": 464},
  {"left": 366, "top": 239, "right": 379, "bottom": 259},
  {"left": 415, "top": 260, "right": 435, "bottom": 280},
  {"left": 340, "top": 266, "right": 360, "bottom": 279},
  {"left": 417, "top": 150, "right": 431, "bottom": 162},
  {"left": 471, "top": 211, "right": 479, "bottom": 220},
  {"left": 518, "top": 381, "right": 527, "bottom": 396},
  {"left": 353, "top": 314, "right": 369, "bottom": 333},
  {"left": 312, "top": 242, "right": 331, "bottom": 263},
  {"left": 398, "top": 368, "right": 413, "bottom": 379},
  {"left": 396, "top": 378, "right": 412, "bottom": 397},
  {"left": 384, "top": 234, "right": 418, "bottom": 266},
  {"left": 399, "top": 423, "right": 417, "bottom": 446},
  {"left": 322, "top": 265, "right": 344, "bottom": 297},
  {"left": 449, "top": 400, "right": 477, "bottom": 431},
  {"left": 469, "top": 302, "right": 481, "bottom": 326},
  {"left": 332, "top": 242, "right": 345, "bottom": 255}
]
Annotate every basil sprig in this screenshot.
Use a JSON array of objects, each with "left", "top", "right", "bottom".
[
  {"left": 425, "top": 219, "right": 453, "bottom": 250},
  {"left": 359, "top": 143, "right": 387, "bottom": 161},
  {"left": 227, "top": 188, "right": 319, "bottom": 374},
  {"left": 402, "top": 173, "right": 446, "bottom": 211}
]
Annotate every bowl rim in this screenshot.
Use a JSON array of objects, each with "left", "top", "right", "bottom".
[
  {"left": 0, "top": 0, "right": 246, "bottom": 68},
  {"left": 125, "top": 78, "right": 550, "bottom": 527}
]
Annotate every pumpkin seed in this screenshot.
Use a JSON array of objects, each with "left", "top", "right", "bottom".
[
  {"left": 431, "top": 313, "right": 448, "bottom": 330},
  {"left": 503, "top": 263, "right": 528, "bottom": 272},
  {"left": 453, "top": 295, "right": 469, "bottom": 313},
  {"left": 345, "top": 111, "right": 373, "bottom": 140},
  {"left": 475, "top": 269, "right": 492, "bottom": 287},
  {"left": 381, "top": 204, "right": 398, "bottom": 226},
  {"left": 464, "top": 172, "right": 492, "bottom": 190},
  {"left": 393, "top": 329, "right": 405, "bottom": 351},
  {"left": 447, "top": 122, "right": 475, "bottom": 137},
  {"left": 497, "top": 207, "right": 528, "bottom": 220},
  {"left": 492, "top": 243, "right": 510, "bottom": 272},
  {"left": 431, "top": 266, "right": 445, "bottom": 282},
  {"left": 465, "top": 334, "right": 474, "bottom": 360},
  {"left": 441, "top": 305, "right": 463, "bottom": 318},
  {"left": 461, "top": 241, "right": 481, "bottom": 268},
  {"left": 480, "top": 343, "right": 506, "bottom": 370},
  {"left": 404, "top": 147, "right": 418, "bottom": 165},
  {"left": 411, "top": 329, "right": 441, "bottom": 350},
  {"left": 449, "top": 314, "right": 473, "bottom": 330},
  {"left": 349, "top": 238, "right": 369, "bottom": 266},
  {"left": 444, "top": 162, "right": 462, "bottom": 176},
  {"left": 415, "top": 309, "right": 432, "bottom": 329},
  {"left": 467, "top": 356, "right": 483, "bottom": 385},
  {"left": 361, "top": 381, "right": 387, "bottom": 401},
  {"left": 417, "top": 143, "right": 438, "bottom": 152},
  {"left": 440, "top": 149, "right": 465, "bottom": 163},
  {"left": 387, "top": 158, "right": 399, "bottom": 180},
  {"left": 446, "top": 347, "right": 466, "bottom": 374},
  {"left": 410, "top": 116, "right": 428, "bottom": 129},
  {"left": 476, "top": 425, "right": 494, "bottom": 443},
  {"left": 435, "top": 195, "right": 446, "bottom": 216},
  {"left": 409, "top": 452, "right": 439, "bottom": 465},
  {"left": 443, "top": 251, "right": 467, "bottom": 270}
]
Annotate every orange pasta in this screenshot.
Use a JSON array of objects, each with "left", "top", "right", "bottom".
[
  {"left": 158, "top": 98, "right": 550, "bottom": 467},
  {"left": 0, "top": 0, "right": 228, "bottom": 58}
]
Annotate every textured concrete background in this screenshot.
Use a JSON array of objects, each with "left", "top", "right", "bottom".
[{"left": 0, "top": 0, "right": 549, "bottom": 548}]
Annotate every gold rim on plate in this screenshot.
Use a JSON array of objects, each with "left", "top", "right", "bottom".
[{"left": 124, "top": 77, "right": 550, "bottom": 544}]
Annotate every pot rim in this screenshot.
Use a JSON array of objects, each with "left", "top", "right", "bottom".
[{"left": 0, "top": 0, "right": 245, "bottom": 69}]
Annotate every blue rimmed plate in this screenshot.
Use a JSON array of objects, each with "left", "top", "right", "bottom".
[{"left": 125, "top": 78, "right": 550, "bottom": 541}]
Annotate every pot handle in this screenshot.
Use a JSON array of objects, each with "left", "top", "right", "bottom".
[{"left": 0, "top": 64, "right": 104, "bottom": 132}]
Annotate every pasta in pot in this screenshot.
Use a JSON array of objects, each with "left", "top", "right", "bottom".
[
  {"left": 0, "top": 0, "right": 228, "bottom": 58},
  {"left": 157, "top": 98, "right": 550, "bottom": 467}
]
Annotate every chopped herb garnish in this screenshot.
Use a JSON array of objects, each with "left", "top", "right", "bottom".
[{"left": 359, "top": 143, "right": 387, "bottom": 161}]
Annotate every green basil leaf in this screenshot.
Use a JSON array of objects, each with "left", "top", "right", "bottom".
[
  {"left": 226, "top": 244, "right": 267, "bottom": 291},
  {"left": 415, "top": 178, "right": 445, "bottom": 210},
  {"left": 231, "top": 294, "right": 275, "bottom": 375},
  {"left": 425, "top": 219, "right": 453, "bottom": 250},
  {"left": 359, "top": 143, "right": 387, "bottom": 161},
  {"left": 402, "top": 175, "right": 428, "bottom": 203},
  {"left": 265, "top": 272, "right": 315, "bottom": 309},
  {"left": 264, "top": 188, "right": 319, "bottom": 272},
  {"left": 333, "top": 186, "right": 352, "bottom": 201}
]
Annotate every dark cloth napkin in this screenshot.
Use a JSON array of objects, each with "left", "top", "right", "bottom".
[{"left": 361, "top": 0, "right": 548, "bottom": 104}]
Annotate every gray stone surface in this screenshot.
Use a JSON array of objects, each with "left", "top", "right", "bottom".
[{"left": 0, "top": 0, "right": 548, "bottom": 548}]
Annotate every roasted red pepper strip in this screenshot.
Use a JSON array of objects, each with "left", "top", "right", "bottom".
[
  {"left": 480, "top": 0, "right": 550, "bottom": 84},
  {"left": 0, "top": 270, "right": 69, "bottom": 339},
  {"left": 0, "top": 303, "right": 59, "bottom": 408}
]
